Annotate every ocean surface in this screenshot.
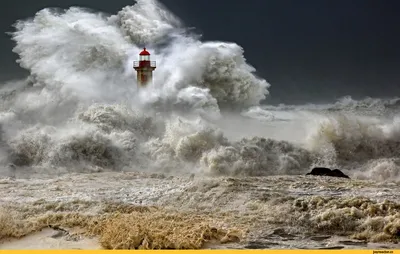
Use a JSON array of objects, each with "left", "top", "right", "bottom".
[{"left": 1, "top": 0, "right": 400, "bottom": 249}]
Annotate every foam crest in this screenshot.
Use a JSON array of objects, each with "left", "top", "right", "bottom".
[
  {"left": 330, "top": 96, "right": 400, "bottom": 115},
  {"left": 201, "top": 137, "right": 314, "bottom": 176},
  {"left": 12, "top": 8, "right": 132, "bottom": 98},
  {"left": 354, "top": 159, "right": 400, "bottom": 181},
  {"left": 109, "top": 0, "right": 182, "bottom": 45},
  {"left": 306, "top": 113, "right": 400, "bottom": 166}
]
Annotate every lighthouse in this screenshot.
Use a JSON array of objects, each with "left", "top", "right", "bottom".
[{"left": 133, "top": 48, "right": 156, "bottom": 87}]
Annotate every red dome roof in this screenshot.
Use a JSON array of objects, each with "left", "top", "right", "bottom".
[{"left": 139, "top": 48, "right": 150, "bottom": 55}]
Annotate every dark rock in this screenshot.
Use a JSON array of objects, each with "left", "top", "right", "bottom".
[
  {"left": 306, "top": 167, "right": 350, "bottom": 179},
  {"left": 332, "top": 169, "right": 350, "bottom": 178},
  {"left": 307, "top": 167, "right": 331, "bottom": 175}
]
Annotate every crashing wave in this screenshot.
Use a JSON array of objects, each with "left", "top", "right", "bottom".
[{"left": 1, "top": 0, "right": 400, "bottom": 181}]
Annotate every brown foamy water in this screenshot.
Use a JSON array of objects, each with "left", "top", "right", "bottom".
[{"left": 0, "top": 172, "right": 400, "bottom": 249}]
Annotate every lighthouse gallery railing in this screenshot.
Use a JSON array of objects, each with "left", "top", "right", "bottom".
[{"left": 133, "top": 61, "right": 156, "bottom": 68}]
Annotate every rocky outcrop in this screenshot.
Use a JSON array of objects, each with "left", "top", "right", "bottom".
[{"left": 306, "top": 167, "right": 350, "bottom": 179}]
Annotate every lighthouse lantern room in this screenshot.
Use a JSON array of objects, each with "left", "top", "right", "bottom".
[{"left": 133, "top": 48, "right": 156, "bottom": 87}]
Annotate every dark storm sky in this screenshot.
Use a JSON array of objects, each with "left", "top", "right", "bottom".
[{"left": 1, "top": 0, "right": 399, "bottom": 104}]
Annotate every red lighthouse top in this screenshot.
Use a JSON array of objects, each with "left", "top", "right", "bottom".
[
  {"left": 134, "top": 47, "right": 156, "bottom": 70},
  {"left": 139, "top": 48, "right": 150, "bottom": 56}
]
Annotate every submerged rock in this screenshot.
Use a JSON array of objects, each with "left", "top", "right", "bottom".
[{"left": 306, "top": 167, "right": 350, "bottom": 179}]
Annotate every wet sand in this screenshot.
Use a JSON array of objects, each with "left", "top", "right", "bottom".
[{"left": 0, "top": 228, "right": 100, "bottom": 250}]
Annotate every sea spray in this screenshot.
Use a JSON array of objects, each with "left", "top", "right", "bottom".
[{"left": 1, "top": 0, "right": 400, "bottom": 181}]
